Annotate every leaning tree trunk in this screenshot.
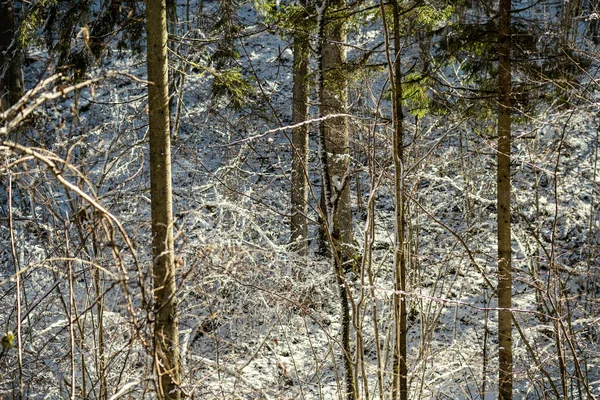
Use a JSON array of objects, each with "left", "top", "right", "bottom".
[
  {"left": 290, "top": 0, "right": 310, "bottom": 258},
  {"left": 0, "top": 0, "right": 23, "bottom": 112},
  {"left": 497, "top": 0, "right": 513, "bottom": 398},
  {"left": 146, "top": 0, "right": 181, "bottom": 398}
]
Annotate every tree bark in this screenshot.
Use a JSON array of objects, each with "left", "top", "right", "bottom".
[
  {"left": 320, "top": 0, "right": 353, "bottom": 264},
  {"left": 379, "top": 0, "right": 407, "bottom": 397},
  {"left": 290, "top": 0, "right": 310, "bottom": 258},
  {"left": 391, "top": 1, "right": 407, "bottom": 398},
  {"left": 146, "top": 0, "right": 181, "bottom": 398},
  {"left": 497, "top": 0, "right": 513, "bottom": 398},
  {"left": 0, "top": 0, "right": 23, "bottom": 112},
  {"left": 316, "top": 2, "right": 355, "bottom": 398}
]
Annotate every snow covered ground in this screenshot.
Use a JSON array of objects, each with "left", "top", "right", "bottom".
[{"left": 0, "top": 0, "right": 599, "bottom": 398}]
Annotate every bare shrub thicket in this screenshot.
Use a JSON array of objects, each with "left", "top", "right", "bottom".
[{"left": 0, "top": 0, "right": 599, "bottom": 399}]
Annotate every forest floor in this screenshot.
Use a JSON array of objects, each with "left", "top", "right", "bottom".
[{"left": 0, "top": 0, "right": 599, "bottom": 399}]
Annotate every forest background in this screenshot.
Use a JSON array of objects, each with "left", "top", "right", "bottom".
[{"left": 0, "top": 0, "right": 599, "bottom": 399}]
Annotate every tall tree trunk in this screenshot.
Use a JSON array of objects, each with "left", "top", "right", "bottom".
[
  {"left": 290, "top": 0, "right": 310, "bottom": 258},
  {"left": 316, "top": 1, "right": 355, "bottom": 398},
  {"left": 0, "top": 0, "right": 23, "bottom": 112},
  {"left": 379, "top": 0, "right": 407, "bottom": 397},
  {"left": 320, "top": 0, "right": 353, "bottom": 264},
  {"left": 146, "top": 0, "right": 181, "bottom": 398},
  {"left": 497, "top": 0, "right": 512, "bottom": 398},
  {"left": 391, "top": 2, "right": 407, "bottom": 399}
]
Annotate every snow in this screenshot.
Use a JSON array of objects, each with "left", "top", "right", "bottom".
[{"left": 0, "top": 0, "right": 599, "bottom": 398}]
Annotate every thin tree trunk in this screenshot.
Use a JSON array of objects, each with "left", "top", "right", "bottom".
[
  {"left": 290, "top": 0, "right": 310, "bottom": 258},
  {"left": 0, "top": 0, "right": 23, "bottom": 112},
  {"left": 497, "top": 0, "right": 513, "bottom": 398},
  {"left": 391, "top": 0, "right": 408, "bottom": 397},
  {"left": 379, "top": 0, "right": 407, "bottom": 397},
  {"left": 94, "top": 259, "right": 107, "bottom": 399},
  {"left": 146, "top": 0, "right": 181, "bottom": 398}
]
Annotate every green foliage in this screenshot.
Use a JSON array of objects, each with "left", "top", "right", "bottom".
[
  {"left": 410, "top": 5, "right": 454, "bottom": 30},
  {"left": 1, "top": 331, "right": 14, "bottom": 350},
  {"left": 212, "top": 68, "right": 254, "bottom": 109},
  {"left": 18, "top": 12, "right": 43, "bottom": 47},
  {"left": 264, "top": 3, "right": 315, "bottom": 36},
  {"left": 252, "top": 0, "right": 277, "bottom": 18},
  {"left": 18, "top": 0, "right": 58, "bottom": 47},
  {"left": 403, "top": 73, "right": 432, "bottom": 118},
  {"left": 375, "top": 3, "right": 455, "bottom": 36},
  {"left": 211, "top": 0, "right": 243, "bottom": 69}
]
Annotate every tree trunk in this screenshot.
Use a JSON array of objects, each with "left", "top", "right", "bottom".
[
  {"left": 290, "top": 0, "right": 310, "bottom": 258},
  {"left": 320, "top": 0, "right": 353, "bottom": 264},
  {"left": 379, "top": 0, "right": 407, "bottom": 397},
  {"left": 146, "top": 0, "right": 181, "bottom": 398},
  {"left": 497, "top": 0, "right": 512, "bottom": 398},
  {"left": 0, "top": 0, "right": 23, "bottom": 112},
  {"left": 316, "top": 1, "right": 355, "bottom": 398},
  {"left": 391, "top": 1, "right": 408, "bottom": 398}
]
